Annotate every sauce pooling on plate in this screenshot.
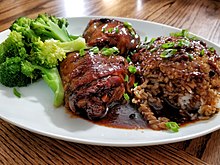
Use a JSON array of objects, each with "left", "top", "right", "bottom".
[{"left": 91, "top": 104, "right": 148, "bottom": 129}]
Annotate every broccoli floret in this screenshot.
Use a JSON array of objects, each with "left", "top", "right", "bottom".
[
  {"left": 0, "top": 13, "right": 87, "bottom": 107},
  {"left": 0, "top": 57, "right": 33, "bottom": 87},
  {"left": 29, "top": 37, "right": 86, "bottom": 68},
  {"left": 31, "top": 13, "right": 71, "bottom": 42},
  {"left": 21, "top": 61, "right": 64, "bottom": 107},
  {"left": 0, "top": 31, "right": 28, "bottom": 63},
  {"left": 10, "top": 17, "right": 39, "bottom": 44},
  {"left": 0, "top": 31, "right": 39, "bottom": 87},
  {"left": 10, "top": 13, "right": 72, "bottom": 43}
]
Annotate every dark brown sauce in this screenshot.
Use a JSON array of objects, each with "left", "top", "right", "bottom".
[
  {"left": 65, "top": 103, "right": 149, "bottom": 129},
  {"left": 89, "top": 104, "right": 201, "bottom": 129},
  {"left": 65, "top": 103, "right": 200, "bottom": 130},
  {"left": 179, "top": 119, "right": 199, "bottom": 127},
  {"left": 89, "top": 103, "right": 149, "bottom": 129}
]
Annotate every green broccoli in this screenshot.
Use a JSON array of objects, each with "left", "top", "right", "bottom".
[
  {"left": 21, "top": 60, "right": 64, "bottom": 107},
  {"left": 0, "top": 13, "right": 87, "bottom": 107},
  {"left": 0, "top": 31, "right": 28, "bottom": 63},
  {"left": 31, "top": 13, "right": 71, "bottom": 42},
  {"left": 29, "top": 37, "right": 86, "bottom": 68},
  {"left": 0, "top": 31, "right": 39, "bottom": 87},
  {"left": 0, "top": 57, "right": 33, "bottom": 87},
  {"left": 10, "top": 13, "right": 73, "bottom": 42},
  {"left": 10, "top": 16, "right": 39, "bottom": 44}
]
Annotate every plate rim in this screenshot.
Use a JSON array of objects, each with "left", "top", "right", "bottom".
[{"left": 0, "top": 16, "right": 220, "bottom": 147}]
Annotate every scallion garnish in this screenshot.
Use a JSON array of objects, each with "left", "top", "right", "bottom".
[
  {"left": 161, "top": 42, "right": 175, "bottom": 49},
  {"left": 165, "top": 122, "right": 179, "bottom": 132},
  {"left": 134, "top": 82, "right": 138, "bottom": 88},
  {"left": 209, "top": 47, "right": 215, "bottom": 53},
  {"left": 200, "top": 49, "right": 205, "bottom": 56},
  {"left": 170, "top": 30, "right": 197, "bottom": 40},
  {"left": 160, "top": 49, "right": 177, "bottom": 58},
  {"left": 150, "top": 47, "right": 159, "bottom": 52},
  {"left": 126, "top": 56, "right": 131, "bottom": 63},
  {"left": 124, "top": 74, "right": 129, "bottom": 82},
  {"left": 128, "top": 65, "right": 137, "bottom": 74},
  {"left": 108, "top": 28, "right": 113, "bottom": 33},
  {"left": 123, "top": 93, "right": 130, "bottom": 101},
  {"left": 123, "top": 21, "right": 136, "bottom": 37},
  {"left": 188, "top": 53, "right": 194, "bottom": 60},
  {"left": 146, "top": 38, "right": 156, "bottom": 49},
  {"left": 150, "top": 38, "right": 156, "bottom": 44},
  {"left": 115, "top": 27, "right": 119, "bottom": 33},
  {"left": 101, "top": 27, "right": 106, "bottom": 33},
  {"left": 101, "top": 47, "right": 119, "bottom": 56},
  {"left": 79, "top": 48, "right": 85, "bottom": 56},
  {"left": 181, "top": 29, "right": 189, "bottom": 37},
  {"left": 90, "top": 46, "right": 99, "bottom": 54},
  {"left": 170, "top": 29, "right": 189, "bottom": 38},
  {"left": 13, "top": 88, "right": 21, "bottom": 98},
  {"left": 131, "top": 31, "right": 136, "bottom": 37},
  {"left": 177, "top": 39, "right": 190, "bottom": 47},
  {"left": 144, "top": 36, "right": 148, "bottom": 42},
  {"left": 124, "top": 21, "right": 132, "bottom": 28}
]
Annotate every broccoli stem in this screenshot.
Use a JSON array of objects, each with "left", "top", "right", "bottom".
[
  {"left": 57, "top": 37, "right": 86, "bottom": 53},
  {"left": 32, "top": 19, "right": 71, "bottom": 42},
  {"left": 40, "top": 67, "right": 64, "bottom": 107},
  {"left": 45, "top": 21, "right": 71, "bottom": 42},
  {"left": 21, "top": 61, "right": 64, "bottom": 107}
]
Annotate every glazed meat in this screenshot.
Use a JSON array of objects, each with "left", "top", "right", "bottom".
[
  {"left": 82, "top": 18, "right": 140, "bottom": 55},
  {"left": 60, "top": 51, "right": 130, "bottom": 120},
  {"left": 131, "top": 34, "right": 220, "bottom": 130}
]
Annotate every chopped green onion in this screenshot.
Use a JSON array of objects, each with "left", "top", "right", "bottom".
[
  {"left": 200, "top": 49, "right": 205, "bottom": 56},
  {"left": 124, "top": 21, "right": 132, "bottom": 28},
  {"left": 90, "top": 46, "right": 99, "bottom": 54},
  {"left": 124, "top": 21, "right": 136, "bottom": 37},
  {"left": 150, "top": 38, "right": 156, "bottom": 44},
  {"left": 188, "top": 53, "right": 194, "bottom": 60},
  {"left": 123, "top": 93, "right": 130, "bottom": 101},
  {"left": 126, "top": 56, "right": 131, "bottom": 63},
  {"left": 79, "top": 48, "right": 85, "bottom": 56},
  {"left": 108, "top": 28, "right": 113, "bottom": 33},
  {"left": 134, "top": 82, "right": 138, "bottom": 87},
  {"left": 181, "top": 29, "right": 189, "bottom": 37},
  {"left": 177, "top": 39, "right": 190, "bottom": 47},
  {"left": 144, "top": 36, "right": 148, "bottom": 42},
  {"left": 165, "top": 122, "right": 179, "bottom": 132},
  {"left": 170, "top": 30, "right": 197, "bottom": 40},
  {"left": 209, "top": 47, "right": 215, "bottom": 53},
  {"left": 170, "top": 29, "right": 189, "bottom": 38},
  {"left": 115, "top": 27, "right": 119, "bottom": 33},
  {"left": 189, "top": 36, "right": 198, "bottom": 41},
  {"left": 101, "top": 47, "right": 119, "bottom": 56},
  {"left": 13, "top": 88, "right": 21, "bottom": 98},
  {"left": 146, "top": 38, "right": 156, "bottom": 49},
  {"left": 150, "top": 47, "right": 159, "bottom": 52},
  {"left": 101, "top": 27, "right": 106, "bottom": 33},
  {"left": 161, "top": 42, "right": 175, "bottom": 49},
  {"left": 124, "top": 74, "right": 129, "bottom": 82},
  {"left": 131, "top": 31, "right": 136, "bottom": 37},
  {"left": 160, "top": 49, "right": 177, "bottom": 58},
  {"left": 128, "top": 65, "right": 137, "bottom": 74}
]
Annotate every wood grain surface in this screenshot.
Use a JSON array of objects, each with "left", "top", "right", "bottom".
[{"left": 0, "top": 0, "right": 220, "bottom": 164}]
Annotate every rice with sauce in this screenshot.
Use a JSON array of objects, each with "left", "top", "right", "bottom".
[{"left": 131, "top": 31, "right": 220, "bottom": 130}]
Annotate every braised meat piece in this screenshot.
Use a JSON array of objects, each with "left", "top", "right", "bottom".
[
  {"left": 82, "top": 18, "right": 140, "bottom": 55},
  {"left": 131, "top": 34, "right": 220, "bottom": 130},
  {"left": 60, "top": 51, "right": 131, "bottom": 120}
]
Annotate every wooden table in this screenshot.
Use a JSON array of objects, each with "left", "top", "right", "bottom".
[{"left": 0, "top": 0, "right": 220, "bottom": 164}]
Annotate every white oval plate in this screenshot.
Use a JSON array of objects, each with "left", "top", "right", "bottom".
[{"left": 0, "top": 16, "right": 220, "bottom": 147}]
